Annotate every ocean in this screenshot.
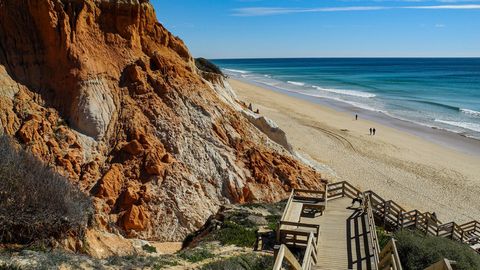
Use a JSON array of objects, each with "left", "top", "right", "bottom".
[{"left": 213, "top": 58, "right": 480, "bottom": 140}]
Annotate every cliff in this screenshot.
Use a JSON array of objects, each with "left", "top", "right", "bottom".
[{"left": 0, "top": 0, "right": 324, "bottom": 243}]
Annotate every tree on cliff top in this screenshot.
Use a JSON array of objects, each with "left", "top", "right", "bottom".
[{"left": 0, "top": 135, "right": 92, "bottom": 244}]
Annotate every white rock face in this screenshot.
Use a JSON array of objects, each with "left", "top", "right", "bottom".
[
  {"left": 0, "top": 65, "right": 20, "bottom": 101},
  {"left": 199, "top": 70, "right": 295, "bottom": 154},
  {"left": 70, "top": 78, "right": 116, "bottom": 140},
  {"left": 241, "top": 109, "right": 294, "bottom": 154},
  {"left": 200, "top": 73, "right": 243, "bottom": 112}
]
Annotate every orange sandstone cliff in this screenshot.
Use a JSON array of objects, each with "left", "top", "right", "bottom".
[{"left": 0, "top": 0, "right": 324, "bottom": 242}]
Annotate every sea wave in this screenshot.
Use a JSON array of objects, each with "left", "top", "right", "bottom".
[
  {"left": 299, "top": 92, "right": 384, "bottom": 113},
  {"left": 412, "top": 100, "right": 459, "bottom": 111},
  {"left": 224, "top": 68, "right": 250, "bottom": 74},
  {"left": 287, "top": 81, "right": 305, "bottom": 86},
  {"left": 460, "top": 108, "right": 480, "bottom": 117},
  {"left": 312, "top": 86, "right": 376, "bottom": 98},
  {"left": 434, "top": 119, "right": 480, "bottom": 133}
]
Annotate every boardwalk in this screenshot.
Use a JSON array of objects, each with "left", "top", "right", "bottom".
[
  {"left": 278, "top": 191, "right": 376, "bottom": 270},
  {"left": 308, "top": 197, "right": 375, "bottom": 270}
]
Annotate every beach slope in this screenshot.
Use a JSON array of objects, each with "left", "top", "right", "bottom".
[{"left": 230, "top": 78, "right": 480, "bottom": 223}]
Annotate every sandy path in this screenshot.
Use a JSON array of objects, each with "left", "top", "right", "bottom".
[{"left": 230, "top": 79, "right": 480, "bottom": 224}]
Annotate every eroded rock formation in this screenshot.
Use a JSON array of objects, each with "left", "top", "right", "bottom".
[{"left": 0, "top": 0, "right": 324, "bottom": 243}]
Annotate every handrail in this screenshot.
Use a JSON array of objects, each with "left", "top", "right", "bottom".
[
  {"left": 302, "top": 232, "right": 318, "bottom": 270},
  {"left": 273, "top": 244, "right": 302, "bottom": 270},
  {"left": 275, "top": 188, "right": 323, "bottom": 270},
  {"left": 378, "top": 239, "right": 403, "bottom": 270},
  {"left": 364, "top": 194, "right": 381, "bottom": 267},
  {"left": 280, "top": 190, "right": 295, "bottom": 223},
  {"left": 273, "top": 233, "right": 318, "bottom": 270}
]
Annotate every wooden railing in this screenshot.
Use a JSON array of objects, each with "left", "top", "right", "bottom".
[
  {"left": 302, "top": 233, "right": 318, "bottom": 270},
  {"left": 277, "top": 221, "right": 320, "bottom": 247},
  {"left": 364, "top": 194, "right": 381, "bottom": 267},
  {"left": 274, "top": 188, "right": 324, "bottom": 270},
  {"left": 327, "top": 181, "right": 480, "bottom": 252},
  {"left": 280, "top": 189, "right": 295, "bottom": 223},
  {"left": 273, "top": 244, "right": 302, "bottom": 270},
  {"left": 378, "top": 239, "right": 403, "bottom": 270},
  {"left": 273, "top": 232, "right": 318, "bottom": 270},
  {"left": 277, "top": 188, "right": 326, "bottom": 246}
]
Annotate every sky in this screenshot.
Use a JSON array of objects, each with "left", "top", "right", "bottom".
[{"left": 152, "top": 0, "right": 480, "bottom": 59}]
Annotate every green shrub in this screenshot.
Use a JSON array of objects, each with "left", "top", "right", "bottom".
[
  {"left": 0, "top": 135, "right": 92, "bottom": 244},
  {"left": 201, "top": 254, "right": 274, "bottom": 270},
  {"left": 394, "top": 229, "right": 480, "bottom": 270},
  {"left": 142, "top": 244, "right": 157, "bottom": 253},
  {"left": 178, "top": 246, "right": 214, "bottom": 263},
  {"left": 214, "top": 221, "right": 257, "bottom": 247},
  {"left": 195, "top": 58, "right": 223, "bottom": 75},
  {"left": 266, "top": 215, "right": 280, "bottom": 231}
]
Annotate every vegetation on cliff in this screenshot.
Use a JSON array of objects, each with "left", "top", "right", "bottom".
[
  {"left": 0, "top": 135, "right": 92, "bottom": 245},
  {"left": 195, "top": 58, "right": 224, "bottom": 75}
]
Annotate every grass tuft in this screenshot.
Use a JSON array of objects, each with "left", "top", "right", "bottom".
[
  {"left": 213, "top": 221, "right": 257, "bottom": 247},
  {"left": 178, "top": 246, "right": 215, "bottom": 263},
  {"left": 142, "top": 244, "right": 157, "bottom": 253}
]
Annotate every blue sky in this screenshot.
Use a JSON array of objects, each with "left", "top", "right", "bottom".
[{"left": 152, "top": 0, "right": 480, "bottom": 58}]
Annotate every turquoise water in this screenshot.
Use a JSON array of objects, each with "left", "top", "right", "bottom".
[{"left": 213, "top": 58, "right": 480, "bottom": 140}]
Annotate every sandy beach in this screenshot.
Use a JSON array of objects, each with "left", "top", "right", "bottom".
[{"left": 230, "top": 78, "right": 480, "bottom": 224}]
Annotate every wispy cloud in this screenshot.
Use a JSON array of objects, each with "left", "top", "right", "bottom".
[
  {"left": 352, "top": 0, "right": 480, "bottom": 2},
  {"left": 233, "top": 6, "right": 389, "bottom": 16},
  {"left": 405, "top": 4, "right": 480, "bottom": 8},
  {"left": 232, "top": 4, "right": 480, "bottom": 16},
  {"left": 435, "top": 23, "right": 446, "bottom": 27}
]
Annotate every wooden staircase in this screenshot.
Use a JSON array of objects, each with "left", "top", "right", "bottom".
[{"left": 273, "top": 181, "right": 479, "bottom": 270}]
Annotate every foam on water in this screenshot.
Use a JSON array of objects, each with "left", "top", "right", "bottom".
[
  {"left": 300, "top": 92, "right": 383, "bottom": 113},
  {"left": 224, "top": 68, "right": 250, "bottom": 74},
  {"left": 287, "top": 81, "right": 305, "bottom": 86},
  {"left": 312, "top": 85, "right": 376, "bottom": 98},
  {"left": 435, "top": 119, "right": 480, "bottom": 133},
  {"left": 460, "top": 108, "right": 480, "bottom": 117}
]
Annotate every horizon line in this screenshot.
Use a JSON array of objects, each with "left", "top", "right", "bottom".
[{"left": 209, "top": 56, "right": 480, "bottom": 60}]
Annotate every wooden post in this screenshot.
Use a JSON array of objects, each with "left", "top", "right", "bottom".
[
  {"left": 274, "top": 244, "right": 280, "bottom": 258},
  {"left": 425, "top": 216, "right": 429, "bottom": 235},
  {"left": 400, "top": 211, "right": 404, "bottom": 228},
  {"left": 414, "top": 211, "right": 418, "bottom": 229},
  {"left": 383, "top": 201, "right": 390, "bottom": 227},
  {"left": 276, "top": 222, "right": 281, "bottom": 243},
  {"left": 397, "top": 210, "right": 402, "bottom": 229}
]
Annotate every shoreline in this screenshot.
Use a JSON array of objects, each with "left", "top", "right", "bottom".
[
  {"left": 232, "top": 76, "right": 480, "bottom": 158},
  {"left": 229, "top": 78, "right": 480, "bottom": 223}
]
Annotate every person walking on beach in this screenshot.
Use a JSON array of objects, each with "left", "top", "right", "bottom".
[
  {"left": 355, "top": 114, "right": 358, "bottom": 120},
  {"left": 373, "top": 128, "right": 376, "bottom": 135},
  {"left": 369, "top": 128, "right": 372, "bottom": 135}
]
